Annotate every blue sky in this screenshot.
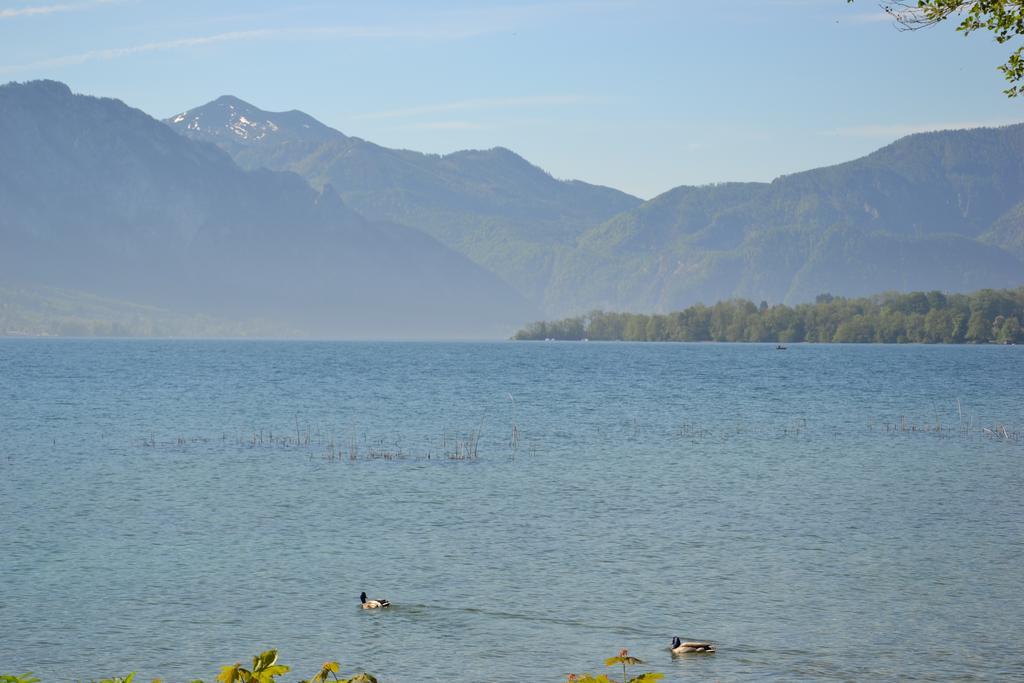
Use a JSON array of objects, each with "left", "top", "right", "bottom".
[{"left": 1, "top": 0, "right": 1021, "bottom": 198}]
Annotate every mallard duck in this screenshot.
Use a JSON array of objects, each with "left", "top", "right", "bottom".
[
  {"left": 359, "top": 591, "right": 390, "bottom": 609},
  {"left": 671, "top": 636, "right": 715, "bottom": 654}
]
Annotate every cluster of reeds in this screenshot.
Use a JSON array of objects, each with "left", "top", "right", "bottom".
[
  {"left": 143, "top": 428, "right": 323, "bottom": 450},
  {"left": 781, "top": 417, "right": 808, "bottom": 438},
  {"left": 883, "top": 415, "right": 946, "bottom": 433},
  {"left": 669, "top": 405, "right": 1020, "bottom": 448},
  {"left": 135, "top": 396, "right": 547, "bottom": 462},
  {"left": 138, "top": 417, "right": 524, "bottom": 462},
  {"left": 674, "top": 418, "right": 774, "bottom": 443},
  {"left": 439, "top": 427, "right": 481, "bottom": 460},
  {"left": 143, "top": 433, "right": 220, "bottom": 448},
  {"left": 675, "top": 421, "right": 711, "bottom": 440},
  {"left": 319, "top": 428, "right": 487, "bottom": 462},
  {"left": 508, "top": 393, "right": 520, "bottom": 453},
  {"left": 982, "top": 424, "right": 1020, "bottom": 442},
  {"left": 877, "top": 399, "right": 1021, "bottom": 444},
  {"left": 880, "top": 418, "right": 1020, "bottom": 443},
  {"left": 320, "top": 435, "right": 409, "bottom": 462}
]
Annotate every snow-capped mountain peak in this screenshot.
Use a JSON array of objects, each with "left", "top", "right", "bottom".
[{"left": 165, "top": 95, "right": 343, "bottom": 148}]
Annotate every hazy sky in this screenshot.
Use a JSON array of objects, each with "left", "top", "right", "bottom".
[{"left": 1, "top": 0, "right": 1021, "bottom": 198}]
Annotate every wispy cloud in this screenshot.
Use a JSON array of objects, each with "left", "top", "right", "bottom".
[
  {"left": 0, "top": 23, "right": 495, "bottom": 74},
  {"left": 354, "top": 95, "right": 591, "bottom": 120},
  {"left": 407, "top": 121, "right": 488, "bottom": 131},
  {"left": 284, "top": 23, "right": 492, "bottom": 40},
  {"left": 441, "top": 0, "right": 640, "bottom": 29},
  {"left": 823, "top": 120, "right": 1020, "bottom": 138},
  {"left": 0, "top": 0, "right": 121, "bottom": 20},
  {"left": 0, "top": 0, "right": 635, "bottom": 73},
  {"left": 0, "top": 30, "right": 274, "bottom": 74}
]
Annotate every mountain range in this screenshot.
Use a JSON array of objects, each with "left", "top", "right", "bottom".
[
  {"left": 166, "top": 93, "right": 1024, "bottom": 317},
  {"left": 2, "top": 79, "right": 1023, "bottom": 337},
  {"left": 0, "top": 81, "right": 534, "bottom": 338},
  {"left": 166, "top": 95, "right": 641, "bottom": 307},
  {"left": 544, "top": 126, "right": 1024, "bottom": 315}
]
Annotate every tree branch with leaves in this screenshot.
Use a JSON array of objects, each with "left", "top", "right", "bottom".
[{"left": 850, "top": 0, "right": 1024, "bottom": 95}]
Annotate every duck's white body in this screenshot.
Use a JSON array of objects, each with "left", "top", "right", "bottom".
[
  {"left": 671, "top": 637, "right": 715, "bottom": 654},
  {"left": 359, "top": 591, "right": 390, "bottom": 609}
]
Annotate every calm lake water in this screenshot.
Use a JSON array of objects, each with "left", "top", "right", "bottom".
[{"left": 1, "top": 340, "right": 1022, "bottom": 682}]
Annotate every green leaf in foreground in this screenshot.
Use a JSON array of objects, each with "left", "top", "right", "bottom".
[{"left": 0, "top": 675, "right": 41, "bottom": 683}]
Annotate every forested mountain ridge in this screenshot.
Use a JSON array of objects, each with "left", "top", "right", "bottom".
[
  {"left": 166, "top": 96, "right": 643, "bottom": 305},
  {"left": 0, "top": 80, "right": 534, "bottom": 338},
  {"left": 168, "top": 96, "right": 1024, "bottom": 318},
  {"left": 5, "top": 80, "right": 1018, "bottom": 334},
  {"left": 545, "top": 124, "right": 1024, "bottom": 315}
]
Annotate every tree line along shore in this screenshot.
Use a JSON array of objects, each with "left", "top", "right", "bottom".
[{"left": 513, "top": 288, "right": 1024, "bottom": 344}]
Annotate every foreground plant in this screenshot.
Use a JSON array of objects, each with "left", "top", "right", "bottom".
[
  {"left": 1, "top": 675, "right": 41, "bottom": 683},
  {"left": 217, "top": 650, "right": 375, "bottom": 683},
  {"left": 298, "top": 660, "right": 376, "bottom": 683},
  {"left": 566, "top": 649, "right": 664, "bottom": 683},
  {"left": 2, "top": 649, "right": 375, "bottom": 683},
  {"left": 217, "top": 650, "right": 291, "bottom": 683},
  {"left": 848, "top": 0, "right": 1024, "bottom": 97}
]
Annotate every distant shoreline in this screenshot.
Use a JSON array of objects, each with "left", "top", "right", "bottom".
[{"left": 513, "top": 287, "right": 1024, "bottom": 345}]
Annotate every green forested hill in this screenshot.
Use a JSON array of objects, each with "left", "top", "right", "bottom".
[
  {"left": 545, "top": 125, "right": 1024, "bottom": 315},
  {"left": 166, "top": 96, "right": 1024, "bottom": 318}
]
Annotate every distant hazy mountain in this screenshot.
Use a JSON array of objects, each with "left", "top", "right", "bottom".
[
  {"left": 0, "top": 81, "right": 534, "bottom": 338},
  {"left": 167, "top": 96, "right": 1024, "bottom": 317},
  {"left": 166, "top": 97, "right": 642, "bottom": 305},
  {"left": 0, "top": 284, "right": 297, "bottom": 338},
  {"left": 544, "top": 125, "right": 1024, "bottom": 314}
]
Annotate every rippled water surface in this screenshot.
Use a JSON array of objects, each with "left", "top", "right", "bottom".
[{"left": 2, "top": 340, "right": 1023, "bottom": 682}]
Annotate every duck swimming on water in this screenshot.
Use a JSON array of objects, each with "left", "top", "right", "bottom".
[
  {"left": 671, "top": 636, "right": 715, "bottom": 654},
  {"left": 359, "top": 591, "right": 391, "bottom": 609}
]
